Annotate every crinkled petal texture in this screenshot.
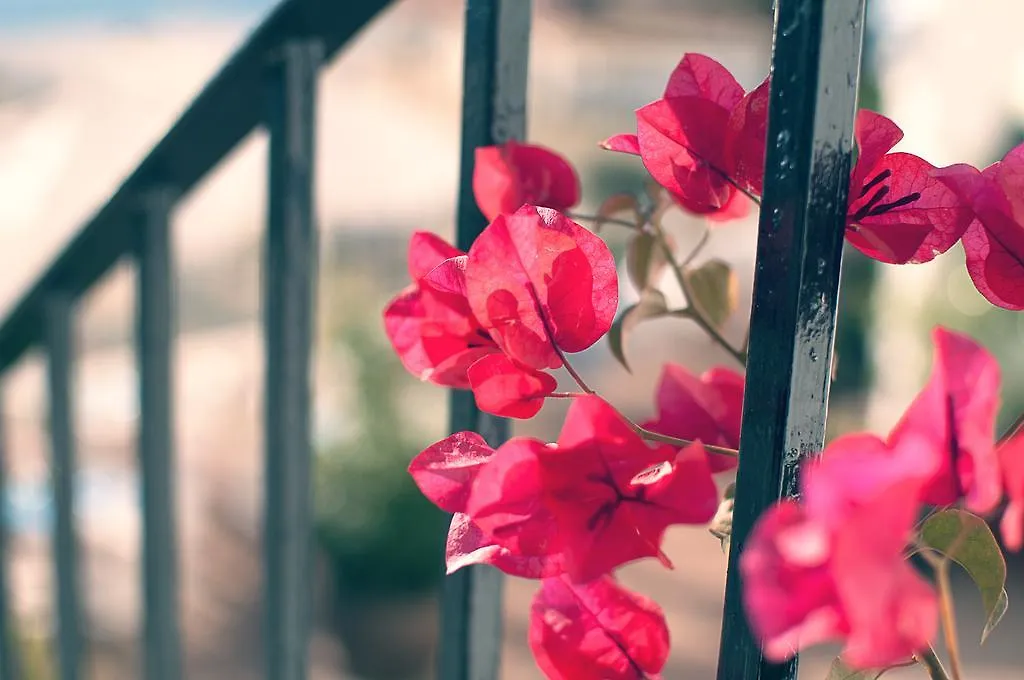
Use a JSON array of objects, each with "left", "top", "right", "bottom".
[
  {"left": 467, "top": 353, "right": 557, "bottom": 419},
  {"left": 887, "top": 327, "right": 1001, "bottom": 513},
  {"left": 446, "top": 512, "right": 564, "bottom": 578},
  {"left": 743, "top": 433, "right": 939, "bottom": 669},
  {"left": 465, "top": 205, "right": 619, "bottom": 370},
  {"left": 529, "top": 575, "right": 670, "bottom": 680},
  {"left": 457, "top": 396, "right": 716, "bottom": 582},
  {"left": 408, "top": 431, "right": 495, "bottom": 513},
  {"left": 998, "top": 434, "right": 1024, "bottom": 552},
  {"left": 937, "top": 149, "right": 1024, "bottom": 310},
  {"left": 846, "top": 111, "right": 972, "bottom": 264},
  {"left": 724, "top": 77, "right": 770, "bottom": 196},
  {"left": 641, "top": 363, "right": 744, "bottom": 472},
  {"left": 407, "top": 230, "right": 463, "bottom": 281},
  {"left": 663, "top": 52, "right": 744, "bottom": 106},
  {"left": 473, "top": 142, "right": 581, "bottom": 222}
]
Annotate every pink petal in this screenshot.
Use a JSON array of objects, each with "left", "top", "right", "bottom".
[
  {"left": 473, "top": 142, "right": 581, "bottom": 222},
  {"left": 724, "top": 77, "right": 770, "bottom": 196},
  {"left": 851, "top": 109, "right": 904, "bottom": 190},
  {"left": 408, "top": 432, "right": 495, "bottom": 513},
  {"left": 407, "top": 231, "right": 463, "bottom": 281},
  {"left": 467, "top": 353, "right": 557, "bottom": 419},
  {"left": 445, "top": 513, "right": 564, "bottom": 578},
  {"left": 529, "top": 575, "right": 670, "bottom": 680},
  {"left": 664, "top": 53, "right": 744, "bottom": 110},
  {"left": 465, "top": 206, "right": 618, "bottom": 370},
  {"left": 600, "top": 133, "right": 641, "bottom": 156}
]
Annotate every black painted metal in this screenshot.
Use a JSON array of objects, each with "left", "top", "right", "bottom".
[
  {"left": 0, "top": 393, "right": 20, "bottom": 680},
  {"left": 136, "top": 188, "right": 182, "bottom": 680},
  {"left": 439, "top": 1, "right": 531, "bottom": 679},
  {"left": 0, "top": 0, "right": 393, "bottom": 376},
  {"left": 263, "top": 39, "right": 321, "bottom": 680},
  {"left": 45, "top": 295, "right": 82, "bottom": 680},
  {"left": 715, "top": 1, "right": 866, "bottom": 679}
]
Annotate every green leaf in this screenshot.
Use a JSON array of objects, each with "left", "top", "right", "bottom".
[
  {"left": 625, "top": 232, "right": 670, "bottom": 292},
  {"left": 920, "top": 508, "right": 1009, "bottom": 643},
  {"left": 684, "top": 259, "right": 738, "bottom": 328},
  {"left": 607, "top": 289, "right": 669, "bottom": 373},
  {"left": 593, "top": 193, "right": 640, "bottom": 232}
]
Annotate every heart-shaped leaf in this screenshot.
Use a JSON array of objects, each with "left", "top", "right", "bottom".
[
  {"left": 626, "top": 232, "right": 671, "bottom": 293},
  {"left": 920, "top": 508, "right": 1008, "bottom": 643},
  {"left": 684, "top": 259, "right": 738, "bottom": 328},
  {"left": 594, "top": 193, "right": 641, "bottom": 232},
  {"left": 608, "top": 289, "right": 670, "bottom": 373}
]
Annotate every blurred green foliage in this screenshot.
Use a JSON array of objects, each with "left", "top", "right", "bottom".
[{"left": 313, "top": 280, "right": 447, "bottom": 600}]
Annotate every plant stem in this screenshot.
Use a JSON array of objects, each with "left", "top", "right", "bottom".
[
  {"left": 555, "top": 349, "right": 739, "bottom": 458},
  {"left": 935, "top": 561, "right": 964, "bottom": 680},
  {"left": 998, "top": 410, "right": 1024, "bottom": 445},
  {"left": 916, "top": 645, "right": 952, "bottom": 680},
  {"left": 569, "top": 213, "right": 638, "bottom": 230},
  {"left": 650, "top": 219, "right": 746, "bottom": 367}
]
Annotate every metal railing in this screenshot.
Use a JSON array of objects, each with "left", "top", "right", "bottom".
[{"left": 0, "top": 1, "right": 865, "bottom": 680}]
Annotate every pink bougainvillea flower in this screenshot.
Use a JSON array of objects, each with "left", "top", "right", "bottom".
[
  {"left": 421, "top": 397, "right": 716, "bottom": 583},
  {"left": 641, "top": 364, "right": 744, "bottom": 472},
  {"left": 529, "top": 574, "right": 670, "bottom": 680},
  {"left": 935, "top": 145, "right": 1024, "bottom": 310},
  {"left": 473, "top": 141, "right": 581, "bottom": 222},
  {"left": 887, "top": 326, "right": 1001, "bottom": 513},
  {"left": 845, "top": 110, "right": 974, "bottom": 265},
  {"left": 998, "top": 433, "right": 1024, "bottom": 551},
  {"left": 465, "top": 205, "right": 619, "bottom": 371},
  {"left": 384, "top": 235, "right": 500, "bottom": 389},
  {"left": 601, "top": 54, "right": 768, "bottom": 219},
  {"left": 742, "top": 433, "right": 938, "bottom": 669}
]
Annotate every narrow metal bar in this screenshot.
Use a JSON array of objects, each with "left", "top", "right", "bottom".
[
  {"left": 263, "top": 39, "right": 321, "bottom": 680},
  {"left": 440, "top": 2, "right": 530, "bottom": 679},
  {"left": 45, "top": 294, "right": 82, "bottom": 680},
  {"left": 0, "top": 390, "right": 22, "bottom": 680},
  {"left": 135, "top": 188, "right": 182, "bottom": 680},
  {"left": 715, "top": 2, "right": 866, "bottom": 679}
]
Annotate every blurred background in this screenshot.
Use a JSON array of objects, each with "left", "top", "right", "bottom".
[{"left": 0, "top": 0, "right": 1022, "bottom": 678}]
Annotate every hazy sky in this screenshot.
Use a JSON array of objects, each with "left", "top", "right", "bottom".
[{"left": 0, "top": 0, "right": 277, "bottom": 26}]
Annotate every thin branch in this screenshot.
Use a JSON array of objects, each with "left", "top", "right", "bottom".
[
  {"left": 569, "top": 213, "right": 638, "bottom": 230},
  {"left": 649, "top": 221, "right": 746, "bottom": 367},
  {"left": 680, "top": 226, "right": 711, "bottom": 268},
  {"left": 549, "top": 391, "right": 589, "bottom": 399},
  {"left": 935, "top": 562, "right": 964, "bottom": 680},
  {"left": 998, "top": 410, "right": 1024, "bottom": 446}
]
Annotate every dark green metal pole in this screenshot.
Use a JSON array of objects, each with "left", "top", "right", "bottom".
[
  {"left": 439, "top": 1, "right": 530, "bottom": 679},
  {"left": 715, "top": 1, "right": 866, "bottom": 679},
  {"left": 45, "top": 294, "right": 82, "bottom": 680},
  {"left": 136, "top": 187, "right": 182, "bottom": 680},
  {"left": 263, "top": 39, "right": 321, "bottom": 680},
  {"left": 0, "top": 390, "right": 21, "bottom": 680}
]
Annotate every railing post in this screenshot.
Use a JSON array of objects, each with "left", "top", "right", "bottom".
[
  {"left": 440, "top": 2, "right": 530, "bottom": 680},
  {"left": 45, "top": 294, "right": 82, "bottom": 680},
  {"left": 263, "top": 38, "right": 321, "bottom": 680},
  {"left": 135, "top": 187, "right": 182, "bottom": 680},
  {"left": 715, "top": 2, "right": 866, "bottom": 679},
  {"left": 0, "top": 390, "right": 21, "bottom": 680}
]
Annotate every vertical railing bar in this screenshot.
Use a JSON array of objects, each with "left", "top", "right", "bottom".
[
  {"left": 715, "top": 1, "right": 866, "bottom": 679},
  {"left": 45, "top": 293, "right": 82, "bottom": 680},
  {"left": 263, "top": 37, "right": 322, "bottom": 680},
  {"left": 135, "top": 187, "right": 183, "bottom": 680},
  {"left": 440, "top": 2, "right": 531, "bottom": 680},
  {"left": 0, "top": 389, "right": 21, "bottom": 680}
]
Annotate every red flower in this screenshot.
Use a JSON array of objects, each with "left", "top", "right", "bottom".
[
  {"left": 887, "top": 327, "right": 1002, "bottom": 513},
  {"left": 446, "top": 512, "right": 565, "bottom": 578},
  {"left": 601, "top": 53, "right": 768, "bottom": 220},
  {"left": 529, "top": 575, "right": 670, "bottom": 680},
  {"left": 998, "top": 434, "right": 1024, "bottom": 551},
  {"left": 473, "top": 141, "right": 581, "bottom": 222},
  {"left": 384, "top": 234, "right": 500, "bottom": 389},
  {"left": 742, "top": 433, "right": 938, "bottom": 669},
  {"left": 466, "top": 396, "right": 718, "bottom": 582},
  {"left": 385, "top": 224, "right": 577, "bottom": 418},
  {"left": 641, "top": 364, "right": 744, "bottom": 472},
  {"left": 845, "top": 110, "right": 974, "bottom": 264},
  {"left": 935, "top": 145, "right": 1024, "bottom": 310},
  {"left": 465, "top": 205, "right": 619, "bottom": 371}
]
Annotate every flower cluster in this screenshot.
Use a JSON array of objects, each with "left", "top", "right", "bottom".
[{"left": 381, "top": 52, "right": 1024, "bottom": 679}]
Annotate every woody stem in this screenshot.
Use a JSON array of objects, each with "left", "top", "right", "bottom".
[
  {"left": 649, "top": 221, "right": 746, "bottom": 367},
  {"left": 568, "top": 213, "right": 638, "bottom": 230},
  {"left": 998, "top": 410, "right": 1024, "bottom": 445},
  {"left": 935, "top": 560, "right": 964, "bottom": 680}
]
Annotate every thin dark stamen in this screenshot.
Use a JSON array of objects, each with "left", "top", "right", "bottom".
[
  {"left": 867, "top": 192, "right": 921, "bottom": 216},
  {"left": 851, "top": 185, "right": 890, "bottom": 221},
  {"left": 859, "top": 168, "right": 892, "bottom": 198}
]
